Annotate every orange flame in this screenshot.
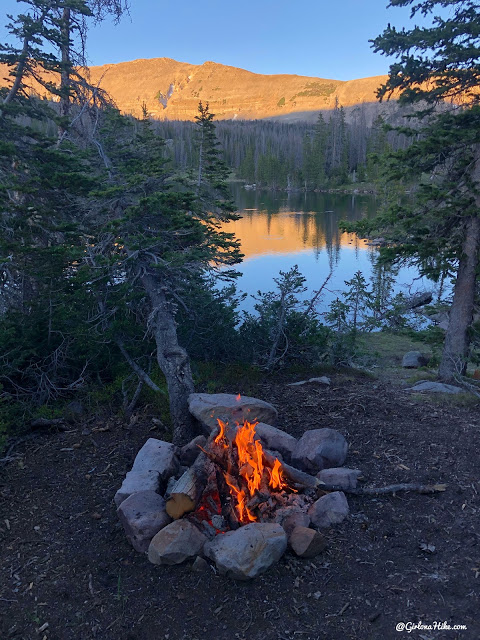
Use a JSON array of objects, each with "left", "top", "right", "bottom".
[
  {"left": 214, "top": 418, "right": 228, "bottom": 448},
  {"left": 219, "top": 419, "right": 295, "bottom": 524},
  {"left": 269, "top": 458, "right": 286, "bottom": 491},
  {"left": 236, "top": 393, "right": 241, "bottom": 402}
]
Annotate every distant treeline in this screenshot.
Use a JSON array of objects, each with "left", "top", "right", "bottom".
[{"left": 154, "top": 101, "right": 410, "bottom": 189}]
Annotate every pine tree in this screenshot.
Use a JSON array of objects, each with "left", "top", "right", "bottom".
[{"left": 361, "top": 0, "right": 480, "bottom": 382}]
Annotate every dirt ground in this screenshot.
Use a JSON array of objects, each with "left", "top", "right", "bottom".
[{"left": 1, "top": 372, "right": 479, "bottom": 640}]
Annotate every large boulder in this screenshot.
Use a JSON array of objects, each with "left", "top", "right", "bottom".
[
  {"left": 117, "top": 491, "right": 171, "bottom": 553},
  {"left": 188, "top": 393, "right": 278, "bottom": 431},
  {"left": 308, "top": 491, "right": 349, "bottom": 528},
  {"left": 204, "top": 523, "right": 287, "bottom": 580},
  {"left": 292, "top": 428, "right": 348, "bottom": 473},
  {"left": 114, "top": 470, "right": 161, "bottom": 507},
  {"left": 148, "top": 520, "right": 207, "bottom": 566},
  {"left": 254, "top": 423, "right": 297, "bottom": 462},
  {"left": 402, "top": 351, "right": 430, "bottom": 368},
  {"left": 317, "top": 468, "right": 362, "bottom": 490}
]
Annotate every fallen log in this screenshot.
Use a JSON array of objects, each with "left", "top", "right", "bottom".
[
  {"left": 263, "top": 450, "right": 322, "bottom": 490},
  {"left": 166, "top": 453, "right": 208, "bottom": 519},
  {"left": 319, "top": 482, "right": 447, "bottom": 496}
]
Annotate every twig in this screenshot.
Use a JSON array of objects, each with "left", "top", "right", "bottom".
[{"left": 321, "top": 482, "right": 447, "bottom": 496}]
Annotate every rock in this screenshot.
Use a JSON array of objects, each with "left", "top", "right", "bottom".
[
  {"left": 287, "top": 376, "right": 331, "bottom": 387},
  {"left": 289, "top": 526, "right": 327, "bottom": 558},
  {"left": 409, "top": 381, "right": 462, "bottom": 394},
  {"left": 204, "top": 523, "right": 287, "bottom": 580},
  {"left": 292, "top": 428, "right": 348, "bottom": 473},
  {"left": 317, "top": 468, "right": 362, "bottom": 490},
  {"left": 179, "top": 435, "right": 206, "bottom": 466},
  {"left": 402, "top": 351, "right": 430, "bottom": 368},
  {"left": 117, "top": 491, "right": 171, "bottom": 553},
  {"left": 188, "top": 393, "right": 278, "bottom": 431},
  {"left": 278, "top": 510, "right": 311, "bottom": 536},
  {"left": 308, "top": 491, "right": 349, "bottom": 528},
  {"left": 191, "top": 556, "right": 210, "bottom": 573},
  {"left": 254, "top": 423, "right": 297, "bottom": 462},
  {"left": 132, "top": 438, "right": 179, "bottom": 486},
  {"left": 148, "top": 520, "right": 207, "bottom": 566},
  {"left": 114, "top": 470, "right": 161, "bottom": 507}
]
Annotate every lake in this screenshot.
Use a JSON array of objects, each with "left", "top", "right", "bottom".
[{"left": 223, "top": 185, "right": 431, "bottom": 315}]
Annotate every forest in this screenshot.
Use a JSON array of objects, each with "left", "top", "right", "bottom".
[{"left": 1, "top": 1, "right": 480, "bottom": 639}]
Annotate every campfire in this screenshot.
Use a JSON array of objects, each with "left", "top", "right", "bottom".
[
  {"left": 115, "top": 392, "right": 356, "bottom": 579},
  {"left": 166, "top": 417, "right": 299, "bottom": 533}
]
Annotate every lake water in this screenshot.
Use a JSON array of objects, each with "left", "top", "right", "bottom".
[{"left": 223, "top": 185, "right": 431, "bottom": 315}]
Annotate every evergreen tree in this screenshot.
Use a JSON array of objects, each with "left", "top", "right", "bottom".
[{"left": 358, "top": 0, "right": 480, "bottom": 381}]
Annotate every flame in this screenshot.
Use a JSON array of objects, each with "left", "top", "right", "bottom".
[
  {"left": 214, "top": 418, "right": 228, "bottom": 448},
  {"left": 269, "top": 458, "right": 287, "bottom": 491},
  {"left": 236, "top": 393, "right": 241, "bottom": 402}
]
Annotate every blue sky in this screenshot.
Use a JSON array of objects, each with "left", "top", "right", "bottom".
[{"left": 0, "top": 0, "right": 425, "bottom": 80}]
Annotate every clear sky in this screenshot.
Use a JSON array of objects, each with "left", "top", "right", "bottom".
[{"left": 0, "top": 0, "right": 426, "bottom": 80}]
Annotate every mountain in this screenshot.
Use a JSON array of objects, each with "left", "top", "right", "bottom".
[{"left": 0, "top": 56, "right": 390, "bottom": 122}]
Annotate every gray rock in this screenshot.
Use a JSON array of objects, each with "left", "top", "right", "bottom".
[
  {"left": 254, "top": 423, "right": 297, "bottom": 462},
  {"left": 204, "top": 523, "right": 287, "bottom": 580},
  {"left": 179, "top": 435, "right": 206, "bottom": 466},
  {"left": 277, "top": 509, "right": 311, "bottom": 536},
  {"left": 308, "top": 491, "right": 349, "bottom": 528},
  {"left": 289, "top": 526, "right": 327, "bottom": 558},
  {"left": 292, "top": 428, "right": 348, "bottom": 473},
  {"left": 402, "top": 351, "right": 430, "bottom": 368},
  {"left": 117, "top": 491, "right": 171, "bottom": 553},
  {"left": 132, "top": 438, "right": 179, "bottom": 485},
  {"left": 148, "top": 520, "right": 207, "bottom": 566},
  {"left": 191, "top": 556, "right": 210, "bottom": 573},
  {"left": 317, "top": 467, "right": 362, "bottom": 490},
  {"left": 409, "top": 381, "right": 462, "bottom": 394},
  {"left": 188, "top": 393, "right": 278, "bottom": 431},
  {"left": 114, "top": 470, "right": 160, "bottom": 507}
]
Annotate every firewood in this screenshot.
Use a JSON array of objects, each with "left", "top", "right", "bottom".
[{"left": 166, "top": 453, "right": 208, "bottom": 519}]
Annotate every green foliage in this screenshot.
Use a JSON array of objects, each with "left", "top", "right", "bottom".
[{"left": 239, "top": 266, "right": 330, "bottom": 369}]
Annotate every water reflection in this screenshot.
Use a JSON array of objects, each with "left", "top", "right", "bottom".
[{"left": 223, "top": 185, "right": 426, "bottom": 314}]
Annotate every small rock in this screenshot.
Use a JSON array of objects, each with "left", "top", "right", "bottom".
[
  {"left": 148, "top": 520, "right": 207, "bottom": 566},
  {"left": 289, "top": 526, "right": 327, "bottom": 558},
  {"left": 308, "top": 491, "right": 349, "bottom": 528},
  {"left": 204, "top": 523, "right": 287, "bottom": 580},
  {"left": 293, "top": 428, "right": 348, "bottom": 473},
  {"left": 409, "top": 381, "right": 462, "bottom": 394},
  {"left": 402, "top": 351, "right": 430, "bottom": 368},
  {"left": 254, "top": 423, "right": 297, "bottom": 462},
  {"left": 280, "top": 511, "right": 311, "bottom": 536},
  {"left": 188, "top": 393, "right": 278, "bottom": 431},
  {"left": 191, "top": 556, "right": 210, "bottom": 572},
  {"left": 317, "top": 468, "right": 362, "bottom": 490},
  {"left": 117, "top": 491, "right": 171, "bottom": 553},
  {"left": 179, "top": 435, "right": 206, "bottom": 466},
  {"left": 114, "top": 470, "right": 160, "bottom": 507}
]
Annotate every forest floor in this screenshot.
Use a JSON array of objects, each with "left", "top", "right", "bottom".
[{"left": 0, "top": 365, "right": 479, "bottom": 640}]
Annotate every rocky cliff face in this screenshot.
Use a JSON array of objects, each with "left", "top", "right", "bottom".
[{"left": 0, "top": 56, "right": 389, "bottom": 122}]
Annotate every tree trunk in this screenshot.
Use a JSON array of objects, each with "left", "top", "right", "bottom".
[
  {"left": 438, "top": 215, "right": 480, "bottom": 381},
  {"left": 141, "top": 274, "right": 196, "bottom": 445},
  {"left": 58, "top": 7, "right": 71, "bottom": 136}
]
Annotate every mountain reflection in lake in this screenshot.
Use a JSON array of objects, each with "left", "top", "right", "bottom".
[{"left": 223, "top": 186, "right": 429, "bottom": 314}]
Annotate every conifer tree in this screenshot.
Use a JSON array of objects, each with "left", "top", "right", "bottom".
[{"left": 359, "top": 0, "right": 480, "bottom": 381}]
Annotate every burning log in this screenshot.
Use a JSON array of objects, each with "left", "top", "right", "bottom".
[
  {"left": 166, "top": 453, "right": 208, "bottom": 519},
  {"left": 263, "top": 450, "right": 322, "bottom": 490}
]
